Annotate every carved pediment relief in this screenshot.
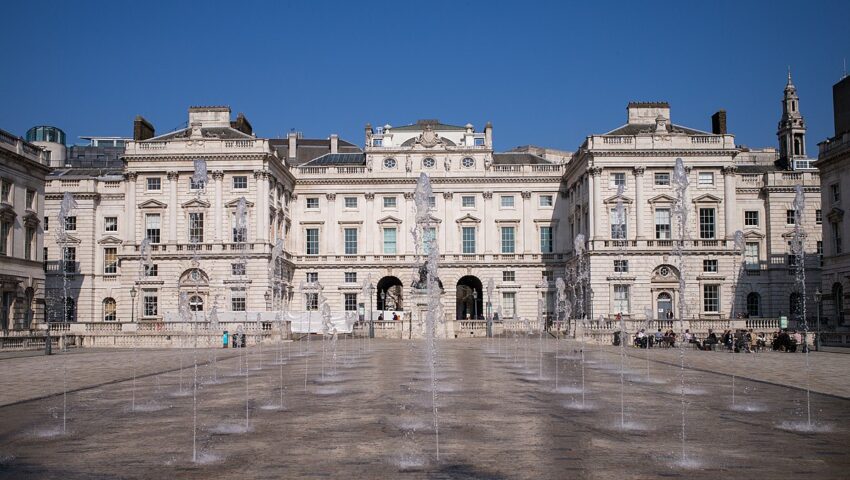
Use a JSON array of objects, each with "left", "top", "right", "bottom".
[
  {"left": 603, "top": 194, "right": 633, "bottom": 205},
  {"left": 692, "top": 193, "right": 722, "bottom": 204},
  {"left": 648, "top": 194, "right": 675, "bottom": 204},
  {"left": 377, "top": 215, "right": 403, "bottom": 225},
  {"left": 420, "top": 214, "right": 442, "bottom": 224},
  {"left": 225, "top": 198, "right": 255, "bottom": 208},
  {"left": 22, "top": 211, "right": 39, "bottom": 227},
  {"left": 455, "top": 214, "right": 481, "bottom": 224},
  {"left": 56, "top": 234, "right": 82, "bottom": 245},
  {"left": 181, "top": 198, "right": 211, "bottom": 209},
  {"left": 97, "top": 235, "right": 123, "bottom": 245},
  {"left": 742, "top": 229, "right": 765, "bottom": 239},
  {"left": 138, "top": 199, "right": 167, "bottom": 209}
]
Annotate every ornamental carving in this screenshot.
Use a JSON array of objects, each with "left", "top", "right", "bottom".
[
  {"left": 364, "top": 193, "right": 375, "bottom": 200},
  {"left": 167, "top": 171, "right": 179, "bottom": 180},
  {"left": 403, "top": 192, "right": 414, "bottom": 200},
  {"left": 211, "top": 170, "right": 224, "bottom": 180},
  {"left": 633, "top": 166, "right": 646, "bottom": 176},
  {"left": 417, "top": 124, "right": 443, "bottom": 148},
  {"left": 482, "top": 191, "right": 493, "bottom": 200},
  {"left": 521, "top": 191, "right": 532, "bottom": 199},
  {"left": 124, "top": 172, "right": 138, "bottom": 181},
  {"left": 326, "top": 193, "right": 336, "bottom": 201},
  {"left": 721, "top": 166, "right": 738, "bottom": 176},
  {"left": 587, "top": 166, "right": 603, "bottom": 176},
  {"left": 442, "top": 192, "right": 454, "bottom": 199}
]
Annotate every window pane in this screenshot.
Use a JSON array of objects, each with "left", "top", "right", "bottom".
[
  {"left": 501, "top": 227, "right": 515, "bottom": 253},
  {"left": 344, "top": 228, "right": 358, "bottom": 255},
  {"left": 540, "top": 226, "right": 552, "bottom": 253},
  {"left": 699, "top": 208, "right": 715, "bottom": 239},
  {"left": 462, "top": 227, "right": 476, "bottom": 253},
  {"left": 383, "top": 228, "right": 397, "bottom": 254},
  {"left": 306, "top": 228, "right": 319, "bottom": 255},
  {"left": 655, "top": 208, "right": 671, "bottom": 239}
]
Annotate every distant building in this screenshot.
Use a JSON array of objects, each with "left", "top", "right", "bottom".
[
  {"left": 816, "top": 74, "right": 850, "bottom": 332},
  {"left": 0, "top": 128, "right": 50, "bottom": 330}
]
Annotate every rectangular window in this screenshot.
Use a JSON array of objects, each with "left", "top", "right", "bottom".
[
  {"left": 611, "top": 172, "right": 626, "bottom": 187},
  {"left": 306, "top": 197, "right": 319, "bottom": 209},
  {"left": 501, "top": 226, "right": 515, "bottom": 253},
  {"left": 373, "top": 138, "right": 383, "bottom": 147},
  {"left": 539, "top": 195, "right": 553, "bottom": 207},
  {"left": 344, "top": 228, "right": 358, "bottom": 255},
  {"left": 231, "top": 262, "right": 246, "bottom": 276},
  {"left": 817, "top": 240, "right": 824, "bottom": 266},
  {"left": 500, "top": 195, "right": 515, "bottom": 208},
  {"left": 703, "top": 285, "right": 719, "bottom": 313},
  {"left": 614, "top": 259, "right": 629, "bottom": 273},
  {"left": 786, "top": 209, "right": 796, "bottom": 225},
  {"left": 306, "top": 272, "right": 318, "bottom": 283},
  {"left": 189, "top": 177, "right": 205, "bottom": 190},
  {"left": 745, "top": 242, "right": 759, "bottom": 269},
  {"left": 542, "top": 271, "right": 554, "bottom": 282},
  {"left": 0, "top": 179, "right": 11, "bottom": 202},
  {"left": 144, "top": 264, "right": 158, "bottom": 277},
  {"left": 344, "top": 272, "right": 357, "bottom": 283},
  {"left": 502, "top": 271, "right": 516, "bottom": 282},
  {"left": 832, "top": 184, "right": 840, "bottom": 203},
  {"left": 146, "top": 177, "right": 161, "bottom": 191},
  {"left": 613, "top": 285, "right": 630, "bottom": 314},
  {"left": 833, "top": 221, "right": 843, "bottom": 254},
  {"left": 703, "top": 259, "right": 718, "bottom": 272},
  {"left": 787, "top": 241, "right": 798, "bottom": 267},
  {"left": 655, "top": 208, "right": 671, "bottom": 239},
  {"left": 305, "top": 228, "right": 319, "bottom": 255},
  {"left": 143, "top": 293, "right": 158, "bottom": 317},
  {"left": 344, "top": 293, "right": 357, "bottom": 311},
  {"left": 744, "top": 210, "right": 759, "bottom": 227},
  {"left": 44, "top": 216, "right": 48, "bottom": 231},
  {"left": 383, "top": 227, "right": 397, "bottom": 254},
  {"left": 699, "top": 208, "right": 715, "bottom": 239},
  {"left": 424, "top": 226, "right": 437, "bottom": 254},
  {"left": 103, "top": 247, "right": 117, "bottom": 274},
  {"left": 461, "top": 195, "right": 475, "bottom": 208},
  {"left": 383, "top": 196, "right": 397, "bottom": 209},
  {"left": 698, "top": 172, "right": 714, "bottom": 186},
  {"left": 65, "top": 216, "right": 77, "bottom": 231},
  {"left": 502, "top": 292, "right": 516, "bottom": 318},
  {"left": 231, "top": 212, "right": 247, "bottom": 243},
  {"left": 231, "top": 289, "right": 246, "bottom": 312},
  {"left": 428, "top": 196, "right": 436, "bottom": 209},
  {"left": 0, "top": 221, "right": 10, "bottom": 256},
  {"left": 344, "top": 197, "right": 357, "bottom": 208},
  {"left": 63, "top": 247, "right": 76, "bottom": 272},
  {"left": 104, "top": 216, "right": 118, "bottom": 232},
  {"left": 145, "top": 214, "right": 161, "bottom": 243},
  {"left": 26, "top": 189, "right": 35, "bottom": 210},
  {"left": 540, "top": 226, "right": 553, "bottom": 253},
  {"left": 474, "top": 137, "right": 485, "bottom": 146},
  {"left": 304, "top": 293, "right": 318, "bottom": 310},
  {"left": 189, "top": 212, "right": 204, "bottom": 243},
  {"left": 610, "top": 208, "right": 627, "bottom": 239},
  {"left": 462, "top": 227, "right": 476, "bottom": 254},
  {"left": 816, "top": 209, "right": 822, "bottom": 225},
  {"left": 654, "top": 172, "right": 670, "bottom": 186},
  {"left": 25, "top": 227, "right": 35, "bottom": 260},
  {"left": 232, "top": 176, "right": 248, "bottom": 190}
]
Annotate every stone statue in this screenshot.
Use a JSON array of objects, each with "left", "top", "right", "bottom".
[{"left": 444, "top": 157, "right": 451, "bottom": 172}]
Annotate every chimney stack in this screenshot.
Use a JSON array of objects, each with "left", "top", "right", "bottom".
[
  {"left": 484, "top": 121, "right": 493, "bottom": 148},
  {"left": 711, "top": 110, "right": 727, "bottom": 135},
  {"left": 230, "top": 112, "right": 253, "bottom": 136},
  {"left": 287, "top": 132, "right": 298, "bottom": 159},
  {"left": 133, "top": 116, "right": 155, "bottom": 141},
  {"left": 330, "top": 134, "right": 339, "bottom": 154}
]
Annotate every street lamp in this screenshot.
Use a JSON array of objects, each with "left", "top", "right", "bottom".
[
  {"left": 814, "top": 288, "right": 822, "bottom": 352},
  {"left": 130, "top": 285, "right": 137, "bottom": 324},
  {"left": 380, "top": 289, "right": 387, "bottom": 323},
  {"left": 472, "top": 289, "right": 478, "bottom": 320}
]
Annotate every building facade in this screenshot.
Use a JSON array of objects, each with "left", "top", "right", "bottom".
[{"left": 0, "top": 128, "right": 50, "bottom": 330}]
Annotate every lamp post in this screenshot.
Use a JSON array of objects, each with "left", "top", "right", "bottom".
[
  {"left": 814, "top": 288, "right": 822, "bottom": 352},
  {"left": 380, "top": 289, "right": 386, "bottom": 323},
  {"left": 486, "top": 300, "right": 493, "bottom": 338},
  {"left": 368, "top": 283, "right": 375, "bottom": 339},
  {"left": 472, "top": 289, "right": 478, "bottom": 321},
  {"left": 264, "top": 290, "right": 271, "bottom": 311},
  {"left": 130, "top": 285, "right": 137, "bottom": 324}
]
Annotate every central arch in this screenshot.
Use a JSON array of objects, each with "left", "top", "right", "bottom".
[
  {"left": 376, "top": 276, "right": 403, "bottom": 312},
  {"left": 456, "top": 275, "right": 483, "bottom": 320}
]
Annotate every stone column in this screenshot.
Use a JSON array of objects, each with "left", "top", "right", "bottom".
[
  {"left": 588, "top": 167, "right": 603, "bottom": 240},
  {"left": 483, "top": 191, "right": 493, "bottom": 253},
  {"left": 633, "top": 166, "right": 645, "bottom": 239},
  {"left": 442, "top": 192, "right": 454, "bottom": 254},
  {"left": 254, "top": 171, "right": 267, "bottom": 243},
  {"left": 212, "top": 170, "right": 223, "bottom": 242},
  {"left": 402, "top": 192, "right": 414, "bottom": 255},
  {"left": 521, "top": 191, "right": 532, "bottom": 253},
  {"left": 364, "top": 193, "right": 375, "bottom": 254},
  {"left": 722, "top": 166, "right": 737, "bottom": 238},
  {"left": 125, "top": 172, "right": 137, "bottom": 243},
  {"left": 326, "top": 193, "right": 337, "bottom": 254},
  {"left": 167, "top": 171, "right": 179, "bottom": 243}
]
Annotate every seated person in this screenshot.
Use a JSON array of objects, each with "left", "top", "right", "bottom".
[{"left": 702, "top": 329, "right": 718, "bottom": 350}]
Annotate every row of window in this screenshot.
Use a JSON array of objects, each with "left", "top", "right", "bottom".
[
  {"left": 610, "top": 284, "right": 721, "bottom": 315},
  {"left": 306, "top": 194, "right": 555, "bottom": 210},
  {"left": 302, "top": 270, "right": 553, "bottom": 286},
  {"left": 0, "top": 179, "right": 37, "bottom": 210},
  {"left": 307, "top": 225, "right": 553, "bottom": 255},
  {"left": 144, "top": 175, "right": 250, "bottom": 192},
  {"left": 0, "top": 221, "right": 36, "bottom": 259},
  {"left": 608, "top": 171, "right": 716, "bottom": 188}
]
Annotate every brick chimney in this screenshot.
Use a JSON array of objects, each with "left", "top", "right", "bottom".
[
  {"left": 230, "top": 112, "right": 253, "bottom": 136},
  {"left": 330, "top": 134, "right": 339, "bottom": 154},
  {"left": 133, "top": 116, "right": 155, "bottom": 141},
  {"left": 711, "top": 110, "right": 727, "bottom": 135}
]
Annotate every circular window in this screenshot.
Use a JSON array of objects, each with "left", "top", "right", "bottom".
[
  {"left": 190, "top": 270, "right": 201, "bottom": 281},
  {"left": 423, "top": 157, "right": 435, "bottom": 168},
  {"left": 462, "top": 157, "right": 475, "bottom": 168},
  {"left": 659, "top": 266, "right": 670, "bottom": 277},
  {"left": 384, "top": 158, "right": 396, "bottom": 169}
]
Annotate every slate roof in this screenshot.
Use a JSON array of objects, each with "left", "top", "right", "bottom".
[
  {"left": 492, "top": 152, "right": 553, "bottom": 165},
  {"left": 736, "top": 163, "right": 781, "bottom": 174},
  {"left": 47, "top": 167, "right": 123, "bottom": 179},
  {"left": 269, "top": 138, "right": 362, "bottom": 166},
  {"left": 390, "top": 120, "right": 467, "bottom": 132},
  {"left": 301, "top": 153, "right": 366, "bottom": 166},
  {"left": 604, "top": 123, "right": 710, "bottom": 136}
]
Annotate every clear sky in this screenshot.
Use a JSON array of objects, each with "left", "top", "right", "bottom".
[{"left": 1, "top": 0, "right": 848, "bottom": 153}]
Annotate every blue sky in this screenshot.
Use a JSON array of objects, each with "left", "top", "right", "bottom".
[{"left": 1, "top": 0, "right": 848, "bottom": 153}]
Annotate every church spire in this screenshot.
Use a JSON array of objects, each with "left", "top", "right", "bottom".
[{"left": 777, "top": 68, "right": 807, "bottom": 169}]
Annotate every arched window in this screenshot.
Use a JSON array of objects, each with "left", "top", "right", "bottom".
[
  {"left": 189, "top": 295, "right": 204, "bottom": 312},
  {"left": 833, "top": 282, "right": 844, "bottom": 325},
  {"left": 103, "top": 298, "right": 117, "bottom": 322},
  {"left": 746, "top": 292, "right": 760, "bottom": 317}
]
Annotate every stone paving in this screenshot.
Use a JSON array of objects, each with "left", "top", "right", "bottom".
[{"left": 0, "top": 338, "right": 847, "bottom": 479}]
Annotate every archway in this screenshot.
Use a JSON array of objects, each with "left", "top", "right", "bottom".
[
  {"left": 833, "top": 282, "right": 844, "bottom": 326},
  {"left": 376, "top": 276, "right": 403, "bottom": 312},
  {"left": 456, "top": 275, "right": 483, "bottom": 320},
  {"left": 103, "top": 298, "right": 117, "bottom": 322},
  {"left": 746, "top": 292, "right": 761, "bottom": 317}
]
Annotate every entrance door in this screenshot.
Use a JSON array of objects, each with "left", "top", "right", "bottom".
[{"left": 656, "top": 292, "right": 672, "bottom": 320}]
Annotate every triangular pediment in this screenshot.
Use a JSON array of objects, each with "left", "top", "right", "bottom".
[
  {"left": 422, "top": 214, "right": 442, "bottom": 224},
  {"left": 56, "top": 234, "right": 82, "bottom": 245},
  {"left": 692, "top": 193, "right": 722, "bottom": 204},
  {"left": 827, "top": 207, "right": 844, "bottom": 223},
  {"left": 97, "top": 235, "right": 123, "bottom": 245},
  {"left": 603, "top": 194, "right": 633, "bottom": 205},
  {"left": 455, "top": 213, "right": 481, "bottom": 224},
  {"left": 377, "top": 215, "right": 403, "bottom": 224},
  {"left": 181, "top": 198, "right": 211, "bottom": 209},
  {"left": 648, "top": 194, "right": 675, "bottom": 204},
  {"left": 742, "top": 229, "right": 765, "bottom": 239},
  {"left": 138, "top": 199, "right": 167, "bottom": 209},
  {"left": 225, "top": 198, "right": 255, "bottom": 208}
]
